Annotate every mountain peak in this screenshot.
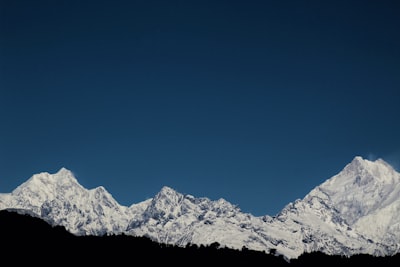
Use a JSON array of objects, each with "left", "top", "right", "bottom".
[
  {"left": 142, "top": 186, "right": 184, "bottom": 220},
  {"left": 51, "top": 167, "right": 79, "bottom": 185},
  {"left": 56, "top": 167, "right": 73, "bottom": 175},
  {"left": 342, "top": 156, "right": 397, "bottom": 181},
  {"left": 347, "top": 155, "right": 371, "bottom": 168},
  {"left": 352, "top": 155, "right": 364, "bottom": 162},
  {"left": 308, "top": 156, "right": 400, "bottom": 226},
  {"left": 318, "top": 156, "right": 398, "bottom": 190},
  {"left": 154, "top": 186, "right": 183, "bottom": 202},
  {"left": 159, "top": 185, "right": 177, "bottom": 193},
  {"left": 348, "top": 155, "right": 393, "bottom": 168},
  {"left": 15, "top": 168, "right": 76, "bottom": 190}
]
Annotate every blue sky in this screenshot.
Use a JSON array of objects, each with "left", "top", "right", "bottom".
[{"left": 0, "top": 0, "right": 399, "bottom": 216}]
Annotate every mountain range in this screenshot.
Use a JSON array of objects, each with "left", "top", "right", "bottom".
[{"left": 1, "top": 156, "right": 399, "bottom": 260}]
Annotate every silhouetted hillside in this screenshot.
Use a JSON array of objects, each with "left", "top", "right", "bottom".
[{"left": 1, "top": 209, "right": 399, "bottom": 266}]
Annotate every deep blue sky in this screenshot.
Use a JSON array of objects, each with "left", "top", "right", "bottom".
[{"left": 1, "top": 0, "right": 399, "bottom": 216}]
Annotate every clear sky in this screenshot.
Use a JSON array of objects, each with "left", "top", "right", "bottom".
[{"left": 0, "top": 0, "right": 399, "bottom": 216}]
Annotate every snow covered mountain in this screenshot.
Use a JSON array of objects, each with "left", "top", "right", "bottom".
[
  {"left": 0, "top": 156, "right": 399, "bottom": 260},
  {"left": 300, "top": 156, "right": 400, "bottom": 254},
  {"left": 0, "top": 168, "right": 132, "bottom": 235},
  {"left": 272, "top": 156, "right": 400, "bottom": 258}
]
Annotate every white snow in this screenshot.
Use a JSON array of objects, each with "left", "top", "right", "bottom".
[{"left": 1, "top": 156, "right": 400, "bottom": 259}]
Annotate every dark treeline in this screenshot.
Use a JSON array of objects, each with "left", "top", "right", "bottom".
[{"left": 1, "top": 209, "right": 399, "bottom": 266}]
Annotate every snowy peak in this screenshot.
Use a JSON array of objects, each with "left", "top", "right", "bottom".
[
  {"left": 316, "top": 156, "right": 399, "bottom": 195},
  {"left": 142, "top": 186, "right": 184, "bottom": 221},
  {"left": 15, "top": 167, "right": 80, "bottom": 193},
  {"left": 151, "top": 186, "right": 184, "bottom": 212},
  {"left": 306, "top": 156, "right": 400, "bottom": 226},
  {"left": 340, "top": 156, "right": 379, "bottom": 178},
  {"left": 271, "top": 156, "right": 400, "bottom": 258},
  {"left": 155, "top": 186, "right": 183, "bottom": 202},
  {"left": 1, "top": 168, "right": 133, "bottom": 235},
  {"left": 89, "top": 186, "right": 120, "bottom": 209},
  {"left": 340, "top": 156, "right": 399, "bottom": 184},
  {"left": 9, "top": 168, "right": 84, "bottom": 212},
  {"left": 55, "top": 167, "right": 75, "bottom": 177}
]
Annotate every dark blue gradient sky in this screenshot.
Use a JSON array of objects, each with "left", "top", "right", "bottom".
[{"left": 1, "top": 0, "right": 399, "bottom": 216}]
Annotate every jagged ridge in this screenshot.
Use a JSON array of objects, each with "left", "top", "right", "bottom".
[{"left": 0, "top": 156, "right": 399, "bottom": 260}]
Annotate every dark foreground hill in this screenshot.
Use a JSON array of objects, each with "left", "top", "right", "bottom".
[{"left": 1, "top": 209, "right": 399, "bottom": 266}]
